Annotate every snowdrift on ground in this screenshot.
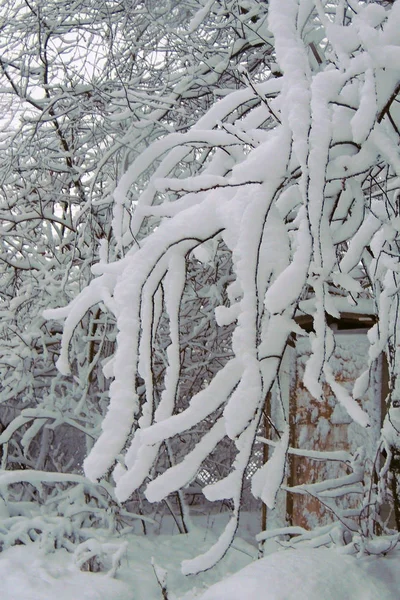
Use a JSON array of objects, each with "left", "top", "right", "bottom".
[{"left": 198, "top": 547, "right": 400, "bottom": 600}]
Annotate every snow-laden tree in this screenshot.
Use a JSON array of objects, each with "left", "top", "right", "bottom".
[
  {"left": 47, "top": 0, "right": 400, "bottom": 571},
  {"left": 0, "top": 0, "right": 115, "bottom": 464},
  {"left": 0, "top": 0, "right": 123, "bottom": 554},
  {"left": 0, "top": 0, "right": 184, "bottom": 549},
  {"left": 8, "top": 0, "right": 400, "bottom": 572},
  {"left": 0, "top": 0, "right": 271, "bottom": 552}
]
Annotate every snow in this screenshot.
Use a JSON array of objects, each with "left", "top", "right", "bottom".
[
  {"left": 251, "top": 427, "right": 289, "bottom": 509},
  {"left": 264, "top": 208, "right": 311, "bottom": 314},
  {"left": 154, "top": 253, "right": 186, "bottom": 423},
  {"left": 139, "top": 358, "right": 241, "bottom": 446},
  {"left": 0, "top": 525, "right": 256, "bottom": 600},
  {"left": 145, "top": 419, "right": 226, "bottom": 503},
  {"left": 181, "top": 516, "right": 239, "bottom": 576},
  {"left": 3, "top": 533, "right": 400, "bottom": 600},
  {"left": 188, "top": 0, "right": 214, "bottom": 34},
  {"left": 43, "top": 272, "right": 119, "bottom": 376},
  {"left": 350, "top": 69, "right": 377, "bottom": 144},
  {"left": 84, "top": 194, "right": 227, "bottom": 486},
  {"left": 323, "top": 362, "right": 370, "bottom": 428},
  {"left": 0, "top": 545, "right": 130, "bottom": 600},
  {"left": 268, "top": 0, "right": 311, "bottom": 169},
  {"left": 339, "top": 214, "right": 381, "bottom": 274},
  {"left": 36, "top": 0, "right": 400, "bottom": 586},
  {"left": 198, "top": 547, "right": 400, "bottom": 600}
]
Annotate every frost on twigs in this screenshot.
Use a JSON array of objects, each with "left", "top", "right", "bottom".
[{"left": 46, "top": 0, "right": 400, "bottom": 573}]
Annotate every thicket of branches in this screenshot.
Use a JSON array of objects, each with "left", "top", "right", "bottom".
[{"left": 1, "top": 0, "right": 400, "bottom": 574}]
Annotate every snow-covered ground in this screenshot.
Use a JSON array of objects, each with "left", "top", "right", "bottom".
[
  {"left": 0, "top": 526, "right": 255, "bottom": 600},
  {"left": 199, "top": 546, "right": 400, "bottom": 600},
  {"left": 1, "top": 525, "right": 400, "bottom": 600}
]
